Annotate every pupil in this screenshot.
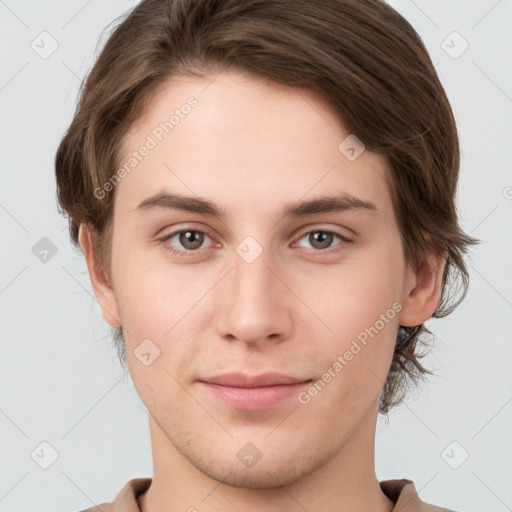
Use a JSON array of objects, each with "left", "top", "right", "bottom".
[
  {"left": 312, "top": 231, "right": 332, "bottom": 249},
  {"left": 181, "top": 230, "right": 202, "bottom": 249}
]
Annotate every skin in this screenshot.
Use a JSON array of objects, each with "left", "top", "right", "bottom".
[{"left": 80, "top": 70, "right": 445, "bottom": 512}]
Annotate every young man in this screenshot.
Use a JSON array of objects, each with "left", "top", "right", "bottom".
[{"left": 55, "top": 1, "right": 478, "bottom": 510}]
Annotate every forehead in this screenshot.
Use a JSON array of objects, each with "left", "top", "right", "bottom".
[{"left": 114, "top": 70, "right": 392, "bottom": 219}]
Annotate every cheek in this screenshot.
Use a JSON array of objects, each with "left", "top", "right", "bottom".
[
  {"left": 297, "top": 254, "right": 403, "bottom": 342},
  {"left": 294, "top": 254, "right": 402, "bottom": 402},
  {"left": 112, "top": 255, "right": 209, "bottom": 376},
  {"left": 113, "top": 266, "right": 204, "bottom": 411},
  {"left": 113, "top": 246, "right": 202, "bottom": 329}
]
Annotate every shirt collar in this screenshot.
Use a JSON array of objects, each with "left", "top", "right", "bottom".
[{"left": 106, "top": 477, "right": 437, "bottom": 512}]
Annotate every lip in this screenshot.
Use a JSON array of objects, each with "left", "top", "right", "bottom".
[{"left": 198, "top": 372, "right": 314, "bottom": 410}]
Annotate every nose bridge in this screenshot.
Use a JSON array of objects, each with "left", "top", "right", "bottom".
[
  {"left": 215, "top": 238, "right": 292, "bottom": 344},
  {"left": 233, "top": 247, "right": 274, "bottom": 300}
]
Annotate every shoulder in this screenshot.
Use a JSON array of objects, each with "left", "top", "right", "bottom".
[
  {"left": 76, "top": 477, "right": 152, "bottom": 512},
  {"left": 380, "top": 478, "right": 460, "bottom": 512}
]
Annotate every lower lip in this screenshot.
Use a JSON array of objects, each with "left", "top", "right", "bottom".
[{"left": 199, "top": 381, "right": 313, "bottom": 410}]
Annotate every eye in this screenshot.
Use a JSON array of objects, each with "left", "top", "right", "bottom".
[
  {"left": 295, "top": 229, "right": 352, "bottom": 253},
  {"left": 159, "top": 227, "right": 352, "bottom": 257},
  {"left": 160, "top": 228, "right": 214, "bottom": 255}
]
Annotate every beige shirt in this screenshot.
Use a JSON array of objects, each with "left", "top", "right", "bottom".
[{"left": 79, "top": 477, "right": 457, "bottom": 511}]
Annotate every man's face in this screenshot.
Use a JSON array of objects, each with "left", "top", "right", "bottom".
[{"left": 102, "top": 70, "right": 415, "bottom": 487}]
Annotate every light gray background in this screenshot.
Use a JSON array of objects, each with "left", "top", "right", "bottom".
[{"left": 0, "top": 1, "right": 511, "bottom": 511}]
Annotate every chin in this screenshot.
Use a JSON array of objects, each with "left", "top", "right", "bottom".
[
  {"left": 189, "top": 443, "right": 330, "bottom": 490},
  {"left": 205, "top": 464, "right": 305, "bottom": 489}
]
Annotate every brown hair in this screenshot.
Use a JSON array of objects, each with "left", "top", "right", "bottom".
[{"left": 55, "top": 0, "right": 479, "bottom": 414}]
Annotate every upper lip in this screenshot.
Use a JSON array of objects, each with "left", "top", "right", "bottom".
[{"left": 199, "top": 372, "right": 312, "bottom": 388}]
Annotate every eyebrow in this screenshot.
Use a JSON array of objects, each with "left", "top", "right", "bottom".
[{"left": 134, "top": 191, "right": 378, "bottom": 219}]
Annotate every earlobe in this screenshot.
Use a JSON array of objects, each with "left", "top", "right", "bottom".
[
  {"left": 78, "top": 223, "right": 122, "bottom": 328},
  {"left": 398, "top": 241, "right": 446, "bottom": 328}
]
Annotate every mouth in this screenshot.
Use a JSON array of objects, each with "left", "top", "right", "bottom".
[{"left": 197, "top": 372, "right": 314, "bottom": 410}]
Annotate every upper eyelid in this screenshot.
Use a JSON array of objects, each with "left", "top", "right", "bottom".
[
  {"left": 163, "top": 225, "right": 350, "bottom": 238},
  {"left": 162, "top": 225, "right": 351, "bottom": 249},
  {"left": 296, "top": 227, "right": 351, "bottom": 239}
]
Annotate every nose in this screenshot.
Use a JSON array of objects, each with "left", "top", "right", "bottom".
[{"left": 215, "top": 246, "right": 294, "bottom": 347}]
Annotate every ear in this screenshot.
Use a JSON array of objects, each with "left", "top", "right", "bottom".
[
  {"left": 79, "top": 223, "right": 122, "bottom": 328},
  {"left": 398, "top": 235, "right": 447, "bottom": 327}
]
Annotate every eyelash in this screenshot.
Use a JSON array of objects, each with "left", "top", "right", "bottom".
[{"left": 159, "top": 227, "right": 352, "bottom": 257}]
